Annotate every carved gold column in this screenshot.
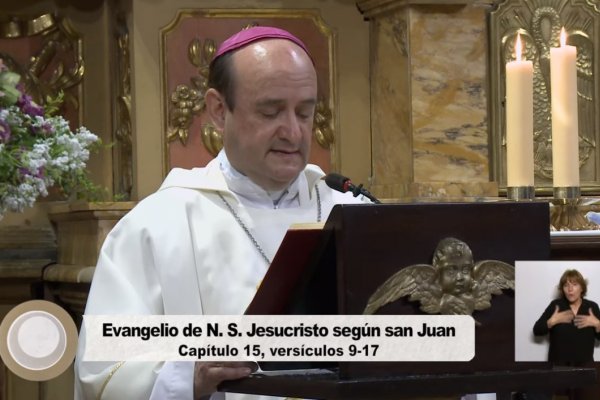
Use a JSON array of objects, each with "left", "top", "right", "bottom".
[
  {"left": 358, "top": 0, "right": 497, "bottom": 199},
  {"left": 112, "top": 12, "right": 134, "bottom": 200}
]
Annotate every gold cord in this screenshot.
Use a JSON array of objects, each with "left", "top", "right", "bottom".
[{"left": 96, "top": 361, "right": 125, "bottom": 400}]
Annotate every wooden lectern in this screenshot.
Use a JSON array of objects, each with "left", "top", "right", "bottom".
[{"left": 223, "top": 202, "right": 597, "bottom": 399}]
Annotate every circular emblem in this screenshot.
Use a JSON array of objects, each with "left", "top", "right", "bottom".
[{"left": 0, "top": 300, "right": 78, "bottom": 381}]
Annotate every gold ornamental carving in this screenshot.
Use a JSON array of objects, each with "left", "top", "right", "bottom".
[
  {"left": 0, "top": 14, "right": 56, "bottom": 38},
  {"left": 167, "top": 37, "right": 215, "bottom": 146},
  {"left": 550, "top": 198, "right": 600, "bottom": 230},
  {"left": 113, "top": 16, "right": 133, "bottom": 200},
  {"left": 200, "top": 123, "right": 223, "bottom": 156},
  {"left": 363, "top": 237, "right": 514, "bottom": 319},
  {"left": 584, "top": 0, "right": 600, "bottom": 13},
  {"left": 313, "top": 100, "right": 335, "bottom": 149},
  {"left": 489, "top": 0, "right": 600, "bottom": 194},
  {"left": 0, "top": 14, "right": 84, "bottom": 111}
]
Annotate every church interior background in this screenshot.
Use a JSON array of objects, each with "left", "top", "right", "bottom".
[{"left": 1, "top": 0, "right": 599, "bottom": 398}]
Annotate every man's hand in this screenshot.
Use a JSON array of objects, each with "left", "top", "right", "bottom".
[
  {"left": 574, "top": 308, "right": 600, "bottom": 331},
  {"left": 548, "top": 305, "right": 574, "bottom": 328},
  {"left": 193, "top": 361, "right": 257, "bottom": 399}
]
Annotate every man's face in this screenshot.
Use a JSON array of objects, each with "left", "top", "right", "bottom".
[
  {"left": 438, "top": 254, "right": 474, "bottom": 295},
  {"left": 221, "top": 40, "right": 317, "bottom": 191}
]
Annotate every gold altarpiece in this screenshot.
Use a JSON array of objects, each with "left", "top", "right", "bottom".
[{"left": 489, "top": 0, "right": 600, "bottom": 195}]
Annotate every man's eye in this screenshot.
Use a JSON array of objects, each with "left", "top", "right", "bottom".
[
  {"left": 261, "top": 111, "right": 278, "bottom": 118},
  {"left": 297, "top": 109, "right": 314, "bottom": 120}
]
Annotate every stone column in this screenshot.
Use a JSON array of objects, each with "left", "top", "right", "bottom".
[{"left": 357, "top": 0, "right": 497, "bottom": 199}]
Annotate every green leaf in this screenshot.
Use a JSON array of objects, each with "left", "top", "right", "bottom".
[
  {"left": 0, "top": 86, "right": 20, "bottom": 106},
  {"left": 0, "top": 71, "right": 20, "bottom": 87},
  {"left": 44, "top": 91, "right": 65, "bottom": 117}
]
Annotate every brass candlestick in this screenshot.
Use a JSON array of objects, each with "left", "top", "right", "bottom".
[
  {"left": 507, "top": 186, "right": 535, "bottom": 201},
  {"left": 553, "top": 186, "right": 581, "bottom": 200}
]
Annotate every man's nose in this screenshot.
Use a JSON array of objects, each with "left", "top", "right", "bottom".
[{"left": 278, "top": 111, "right": 302, "bottom": 140}]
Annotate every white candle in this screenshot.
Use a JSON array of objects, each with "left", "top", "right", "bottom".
[
  {"left": 506, "top": 33, "right": 534, "bottom": 187},
  {"left": 550, "top": 27, "right": 579, "bottom": 187}
]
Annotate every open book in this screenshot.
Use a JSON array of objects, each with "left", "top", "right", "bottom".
[{"left": 245, "top": 222, "right": 327, "bottom": 315}]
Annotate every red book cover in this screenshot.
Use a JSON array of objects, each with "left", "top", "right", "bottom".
[{"left": 245, "top": 223, "right": 326, "bottom": 315}]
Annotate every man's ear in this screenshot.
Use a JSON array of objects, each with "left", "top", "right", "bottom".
[{"left": 205, "top": 88, "right": 226, "bottom": 131}]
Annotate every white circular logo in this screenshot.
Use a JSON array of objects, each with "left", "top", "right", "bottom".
[{"left": 0, "top": 300, "right": 78, "bottom": 381}]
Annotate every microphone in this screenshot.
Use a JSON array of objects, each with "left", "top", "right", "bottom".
[{"left": 324, "top": 173, "right": 381, "bottom": 204}]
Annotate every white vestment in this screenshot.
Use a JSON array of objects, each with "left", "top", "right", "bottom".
[{"left": 75, "top": 155, "right": 364, "bottom": 400}]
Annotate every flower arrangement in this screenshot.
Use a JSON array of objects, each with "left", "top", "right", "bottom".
[{"left": 0, "top": 59, "right": 100, "bottom": 219}]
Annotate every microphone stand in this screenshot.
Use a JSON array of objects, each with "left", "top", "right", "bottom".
[{"left": 349, "top": 183, "right": 381, "bottom": 204}]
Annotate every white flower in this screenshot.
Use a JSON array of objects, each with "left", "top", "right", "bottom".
[
  {"left": 75, "top": 127, "right": 99, "bottom": 146},
  {"left": 21, "top": 142, "right": 51, "bottom": 172},
  {"left": 0, "top": 75, "right": 100, "bottom": 219},
  {"left": 24, "top": 175, "right": 48, "bottom": 197}
]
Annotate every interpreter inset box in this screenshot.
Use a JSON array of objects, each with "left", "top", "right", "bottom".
[{"left": 515, "top": 260, "right": 600, "bottom": 362}]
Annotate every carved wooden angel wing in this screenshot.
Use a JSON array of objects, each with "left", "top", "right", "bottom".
[
  {"left": 472, "top": 260, "right": 514, "bottom": 311},
  {"left": 440, "top": 294, "right": 473, "bottom": 316},
  {"left": 363, "top": 264, "right": 438, "bottom": 315}
]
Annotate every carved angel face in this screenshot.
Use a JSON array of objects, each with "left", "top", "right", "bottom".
[
  {"left": 363, "top": 236, "right": 514, "bottom": 316},
  {"left": 438, "top": 253, "right": 474, "bottom": 296}
]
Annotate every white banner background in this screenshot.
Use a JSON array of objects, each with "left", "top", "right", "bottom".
[{"left": 84, "top": 315, "right": 474, "bottom": 362}]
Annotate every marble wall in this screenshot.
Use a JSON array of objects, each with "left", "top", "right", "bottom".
[
  {"left": 411, "top": 5, "right": 489, "bottom": 184},
  {"left": 360, "top": 0, "right": 497, "bottom": 199}
]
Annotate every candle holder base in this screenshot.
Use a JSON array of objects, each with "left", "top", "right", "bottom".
[
  {"left": 550, "top": 198, "right": 600, "bottom": 231},
  {"left": 553, "top": 186, "right": 581, "bottom": 201},
  {"left": 507, "top": 186, "right": 535, "bottom": 201}
]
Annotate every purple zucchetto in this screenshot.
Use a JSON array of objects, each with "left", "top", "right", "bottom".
[{"left": 212, "top": 26, "right": 311, "bottom": 63}]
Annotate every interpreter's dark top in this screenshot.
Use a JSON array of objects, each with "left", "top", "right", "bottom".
[{"left": 533, "top": 298, "right": 600, "bottom": 363}]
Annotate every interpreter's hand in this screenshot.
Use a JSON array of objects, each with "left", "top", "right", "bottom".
[
  {"left": 574, "top": 308, "right": 600, "bottom": 331},
  {"left": 193, "top": 361, "right": 257, "bottom": 399},
  {"left": 548, "top": 305, "right": 574, "bottom": 328}
]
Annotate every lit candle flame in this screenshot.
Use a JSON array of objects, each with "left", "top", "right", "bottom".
[
  {"left": 560, "top": 27, "right": 567, "bottom": 47},
  {"left": 516, "top": 33, "right": 522, "bottom": 62}
]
